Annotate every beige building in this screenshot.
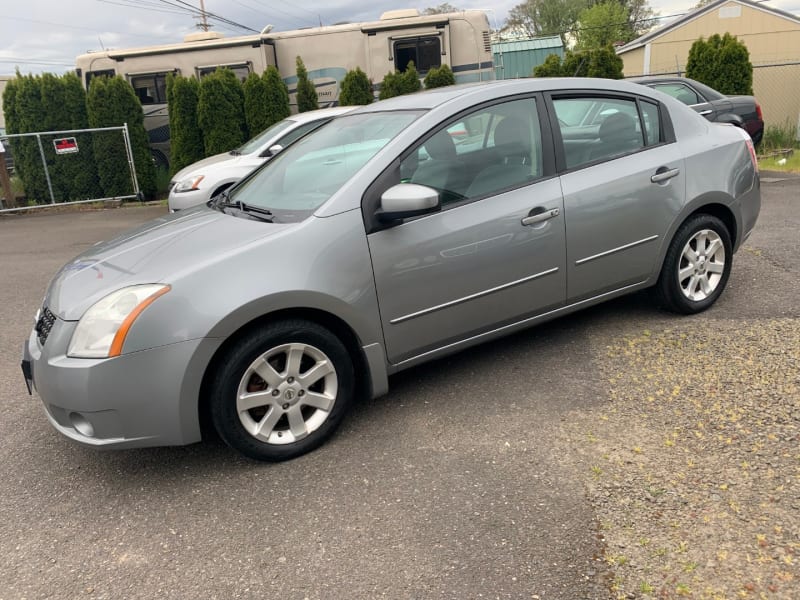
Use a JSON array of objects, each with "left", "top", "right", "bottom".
[{"left": 617, "top": 0, "right": 800, "bottom": 132}]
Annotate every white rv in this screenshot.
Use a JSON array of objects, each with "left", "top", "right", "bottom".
[{"left": 75, "top": 9, "right": 494, "bottom": 167}]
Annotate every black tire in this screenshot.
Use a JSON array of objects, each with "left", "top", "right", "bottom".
[
  {"left": 655, "top": 214, "right": 733, "bottom": 314},
  {"left": 210, "top": 319, "right": 355, "bottom": 461}
]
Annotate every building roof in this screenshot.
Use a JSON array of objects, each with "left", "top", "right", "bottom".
[
  {"left": 616, "top": 0, "right": 800, "bottom": 54},
  {"left": 492, "top": 36, "right": 563, "bottom": 53}
]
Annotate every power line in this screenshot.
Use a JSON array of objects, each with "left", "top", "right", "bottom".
[
  {"left": 97, "top": 0, "right": 196, "bottom": 16},
  {"left": 162, "top": 0, "right": 259, "bottom": 32},
  {"left": 0, "top": 58, "right": 76, "bottom": 66},
  {"left": 226, "top": 0, "right": 310, "bottom": 29},
  {"left": 3, "top": 15, "right": 172, "bottom": 42}
]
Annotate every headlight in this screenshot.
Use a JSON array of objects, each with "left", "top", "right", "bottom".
[
  {"left": 67, "top": 284, "right": 170, "bottom": 358},
  {"left": 173, "top": 174, "right": 205, "bottom": 193}
]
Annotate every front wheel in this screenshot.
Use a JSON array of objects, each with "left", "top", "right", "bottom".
[
  {"left": 209, "top": 320, "right": 355, "bottom": 461},
  {"left": 655, "top": 214, "right": 733, "bottom": 314}
]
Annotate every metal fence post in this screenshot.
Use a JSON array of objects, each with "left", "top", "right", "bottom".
[
  {"left": 35, "top": 133, "right": 56, "bottom": 204},
  {"left": 122, "top": 123, "right": 141, "bottom": 200}
]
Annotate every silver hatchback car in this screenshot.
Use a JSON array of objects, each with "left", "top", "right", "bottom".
[{"left": 22, "top": 78, "right": 760, "bottom": 461}]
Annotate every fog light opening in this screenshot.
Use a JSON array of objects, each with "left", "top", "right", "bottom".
[{"left": 69, "top": 412, "right": 95, "bottom": 437}]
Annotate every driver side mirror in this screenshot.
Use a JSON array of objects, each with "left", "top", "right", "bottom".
[{"left": 377, "top": 183, "right": 440, "bottom": 223}]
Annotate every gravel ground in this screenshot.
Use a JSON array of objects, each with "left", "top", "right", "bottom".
[{"left": 560, "top": 319, "right": 799, "bottom": 599}]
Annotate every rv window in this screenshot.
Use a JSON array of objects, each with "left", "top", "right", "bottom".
[
  {"left": 394, "top": 37, "right": 441, "bottom": 74},
  {"left": 130, "top": 72, "right": 170, "bottom": 105},
  {"left": 197, "top": 64, "right": 251, "bottom": 82},
  {"left": 85, "top": 69, "right": 116, "bottom": 88}
]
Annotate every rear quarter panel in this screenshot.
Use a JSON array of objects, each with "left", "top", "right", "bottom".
[{"left": 652, "top": 97, "right": 759, "bottom": 263}]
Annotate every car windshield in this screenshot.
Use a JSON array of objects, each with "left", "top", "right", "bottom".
[
  {"left": 236, "top": 119, "right": 296, "bottom": 155},
  {"left": 228, "top": 110, "right": 423, "bottom": 218}
]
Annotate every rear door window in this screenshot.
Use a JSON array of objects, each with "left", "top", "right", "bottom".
[{"left": 553, "top": 96, "right": 646, "bottom": 169}]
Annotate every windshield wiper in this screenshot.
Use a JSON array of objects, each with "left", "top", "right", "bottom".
[
  {"left": 229, "top": 149, "right": 241, "bottom": 156},
  {"left": 239, "top": 202, "right": 274, "bottom": 219},
  {"left": 211, "top": 191, "right": 274, "bottom": 222}
]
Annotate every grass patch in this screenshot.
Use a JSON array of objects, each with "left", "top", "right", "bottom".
[
  {"left": 760, "top": 119, "right": 799, "bottom": 152},
  {"left": 759, "top": 151, "right": 800, "bottom": 173}
]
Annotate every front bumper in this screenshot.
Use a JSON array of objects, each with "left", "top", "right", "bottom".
[{"left": 23, "top": 316, "right": 207, "bottom": 449}]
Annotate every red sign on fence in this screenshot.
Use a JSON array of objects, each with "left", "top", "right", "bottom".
[{"left": 53, "top": 137, "right": 79, "bottom": 155}]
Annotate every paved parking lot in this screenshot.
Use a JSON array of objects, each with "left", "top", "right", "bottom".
[{"left": 1, "top": 178, "right": 797, "bottom": 599}]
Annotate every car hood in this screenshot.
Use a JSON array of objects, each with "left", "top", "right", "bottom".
[
  {"left": 171, "top": 152, "right": 267, "bottom": 186},
  {"left": 170, "top": 152, "right": 237, "bottom": 183},
  {"left": 46, "top": 207, "right": 291, "bottom": 320}
]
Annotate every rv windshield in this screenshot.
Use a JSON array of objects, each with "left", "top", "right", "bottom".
[{"left": 227, "top": 111, "right": 423, "bottom": 220}]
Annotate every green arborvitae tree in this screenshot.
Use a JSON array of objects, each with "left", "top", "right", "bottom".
[
  {"left": 263, "top": 66, "right": 291, "bottom": 128},
  {"left": 39, "top": 73, "right": 101, "bottom": 202},
  {"left": 533, "top": 47, "right": 623, "bottom": 79},
  {"left": 533, "top": 53, "right": 566, "bottom": 77},
  {"left": 338, "top": 67, "right": 373, "bottom": 105},
  {"left": 583, "top": 46, "right": 625, "bottom": 79},
  {"left": 62, "top": 72, "right": 102, "bottom": 199},
  {"left": 10, "top": 73, "right": 49, "bottom": 203},
  {"left": 424, "top": 64, "right": 456, "bottom": 89},
  {"left": 295, "top": 56, "right": 318, "bottom": 112},
  {"left": 87, "top": 75, "right": 156, "bottom": 198},
  {"left": 400, "top": 62, "right": 423, "bottom": 95},
  {"left": 242, "top": 72, "right": 270, "bottom": 139},
  {"left": 379, "top": 71, "right": 403, "bottom": 100},
  {"left": 379, "top": 62, "right": 422, "bottom": 100},
  {"left": 197, "top": 67, "right": 247, "bottom": 156},
  {"left": 686, "top": 33, "right": 753, "bottom": 95},
  {"left": 39, "top": 73, "right": 71, "bottom": 202},
  {"left": 1, "top": 78, "right": 20, "bottom": 204},
  {"left": 167, "top": 73, "right": 204, "bottom": 175}
]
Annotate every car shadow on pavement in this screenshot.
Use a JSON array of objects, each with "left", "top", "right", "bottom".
[{"left": 27, "top": 289, "right": 673, "bottom": 488}]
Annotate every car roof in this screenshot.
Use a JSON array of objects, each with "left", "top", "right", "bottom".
[
  {"left": 358, "top": 78, "right": 663, "bottom": 113},
  {"left": 287, "top": 106, "right": 356, "bottom": 124},
  {"left": 629, "top": 76, "right": 726, "bottom": 101}
]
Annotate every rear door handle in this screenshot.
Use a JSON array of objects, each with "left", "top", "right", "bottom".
[
  {"left": 521, "top": 207, "right": 560, "bottom": 226},
  {"left": 651, "top": 168, "right": 680, "bottom": 184},
  {"left": 698, "top": 109, "right": 713, "bottom": 115}
]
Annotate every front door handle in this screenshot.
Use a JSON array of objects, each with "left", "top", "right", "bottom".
[
  {"left": 651, "top": 168, "right": 680, "bottom": 184},
  {"left": 698, "top": 109, "right": 713, "bottom": 115},
  {"left": 521, "top": 207, "right": 560, "bottom": 226}
]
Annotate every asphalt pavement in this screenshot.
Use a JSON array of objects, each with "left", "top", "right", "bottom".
[{"left": 0, "top": 176, "right": 796, "bottom": 599}]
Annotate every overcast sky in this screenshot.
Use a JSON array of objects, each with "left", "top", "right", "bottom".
[{"left": 1, "top": 0, "right": 798, "bottom": 75}]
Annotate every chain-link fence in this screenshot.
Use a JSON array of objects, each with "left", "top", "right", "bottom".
[
  {"left": 0, "top": 124, "right": 141, "bottom": 212},
  {"left": 751, "top": 61, "right": 800, "bottom": 144}
]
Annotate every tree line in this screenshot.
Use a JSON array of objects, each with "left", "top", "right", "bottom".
[
  {"left": 2, "top": 72, "right": 155, "bottom": 204},
  {"left": 2, "top": 57, "right": 456, "bottom": 203},
  {"left": 168, "top": 59, "right": 455, "bottom": 175}
]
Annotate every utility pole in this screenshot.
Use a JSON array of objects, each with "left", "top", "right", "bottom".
[{"left": 198, "top": 0, "right": 209, "bottom": 31}]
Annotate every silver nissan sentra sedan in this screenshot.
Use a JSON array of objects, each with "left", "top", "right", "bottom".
[{"left": 22, "top": 78, "right": 760, "bottom": 461}]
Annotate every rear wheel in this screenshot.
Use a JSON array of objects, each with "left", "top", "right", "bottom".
[
  {"left": 656, "top": 214, "right": 732, "bottom": 314},
  {"left": 210, "top": 320, "right": 354, "bottom": 461}
]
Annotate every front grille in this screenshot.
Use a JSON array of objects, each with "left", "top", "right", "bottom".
[{"left": 35, "top": 307, "right": 56, "bottom": 347}]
